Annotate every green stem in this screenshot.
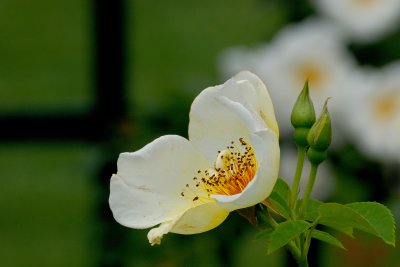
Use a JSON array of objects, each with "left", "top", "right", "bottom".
[
  {"left": 297, "top": 258, "right": 309, "bottom": 267},
  {"left": 290, "top": 147, "right": 306, "bottom": 210},
  {"left": 300, "top": 164, "right": 318, "bottom": 218},
  {"left": 286, "top": 241, "right": 302, "bottom": 262},
  {"left": 302, "top": 229, "right": 313, "bottom": 259},
  {"left": 287, "top": 241, "right": 308, "bottom": 267},
  {"left": 264, "top": 210, "right": 306, "bottom": 266}
]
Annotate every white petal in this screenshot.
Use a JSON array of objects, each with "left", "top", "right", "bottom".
[
  {"left": 146, "top": 202, "right": 229, "bottom": 245},
  {"left": 171, "top": 202, "right": 229, "bottom": 234},
  {"left": 109, "top": 135, "right": 210, "bottom": 229},
  {"left": 147, "top": 216, "right": 181, "bottom": 246},
  {"left": 189, "top": 90, "right": 255, "bottom": 162},
  {"left": 230, "top": 71, "right": 279, "bottom": 137},
  {"left": 212, "top": 130, "right": 280, "bottom": 211},
  {"left": 189, "top": 71, "right": 278, "bottom": 162}
]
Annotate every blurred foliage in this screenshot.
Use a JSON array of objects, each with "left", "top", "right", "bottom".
[
  {"left": 0, "top": 0, "right": 91, "bottom": 113},
  {"left": 129, "top": 0, "right": 286, "bottom": 140},
  {"left": 0, "top": 143, "right": 99, "bottom": 267}
]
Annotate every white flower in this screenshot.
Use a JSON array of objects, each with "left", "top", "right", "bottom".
[
  {"left": 219, "top": 19, "right": 356, "bottom": 137},
  {"left": 109, "top": 71, "right": 280, "bottom": 245},
  {"left": 342, "top": 63, "right": 400, "bottom": 161},
  {"left": 310, "top": 0, "right": 400, "bottom": 43}
]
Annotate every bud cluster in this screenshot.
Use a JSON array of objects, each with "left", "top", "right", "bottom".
[{"left": 291, "top": 82, "right": 332, "bottom": 165}]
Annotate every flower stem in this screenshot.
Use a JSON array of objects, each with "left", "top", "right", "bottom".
[
  {"left": 286, "top": 241, "right": 308, "bottom": 267},
  {"left": 264, "top": 209, "right": 306, "bottom": 266},
  {"left": 290, "top": 146, "right": 306, "bottom": 210},
  {"left": 297, "top": 257, "right": 309, "bottom": 267},
  {"left": 300, "top": 163, "right": 318, "bottom": 218}
]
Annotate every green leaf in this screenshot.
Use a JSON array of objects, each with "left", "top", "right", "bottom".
[
  {"left": 346, "top": 202, "right": 395, "bottom": 246},
  {"left": 319, "top": 221, "right": 354, "bottom": 237},
  {"left": 318, "top": 202, "right": 396, "bottom": 246},
  {"left": 267, "top": 220, "right": 311, "bottom": 254},
  {"left": 273, "top": 178, "right": 291, "bottom": 201},
  {"left": 311, "top": 230, "right": 345, "bottom": 250},
  {"left": 266, "top": 178, "right": 291, "bottom": 218},
  {"left": 255, "top": 227, "right": 274, "bottom": 241},
  {"left": 318, "top": 203, "right": 371, "bottom": 235},
  {"left": 268, "top": 192, "right": 290, "bottom": 218},
  {"left": 302, "top": 198, "right": 322, "bottom": 222}
]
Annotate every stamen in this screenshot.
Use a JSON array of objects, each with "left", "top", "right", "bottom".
[{"left": 180, "top": 138, "right": 258, "bottom": 200}]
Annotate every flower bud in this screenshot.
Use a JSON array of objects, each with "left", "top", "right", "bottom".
[
  {"left": 307, "top": 100, "right": 332, "bottom": 150},
  {"left": 291, "top": 81, "right": 316, "bottom": 128},
  {"left": 291, "top": 81, "right": 316, "bottom": 147},
  {"left": 307, "top": 100, "right": 332, "bottom": 165},
  {"left": 307, "top": 148, "right": 327, "bottom": 165}
]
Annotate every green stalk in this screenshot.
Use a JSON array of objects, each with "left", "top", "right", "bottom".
[
  {"left": 300, "top": 164, "right": 318, "bottom": 218},
  {"left": 290, "top": 147, "right": 306, "bottom": 210},
  {"left": 264, "top": 210, "right": 306, "bottom": 266}
]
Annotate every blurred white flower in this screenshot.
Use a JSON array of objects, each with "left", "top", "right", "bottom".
[
  {"left": 310, "top": 0, "right": 400, "bottom": 43},
  {"left": 343, "top": 63, "right": 400, "bottom": 162},
  {"left": 219, "top": 19, "right": 357, "bottom": 137},
  {"left": 279, "top": 145, "right": 335, "bottom": 200},
  {"left": 109, "top": 71, "right": 280, "bottom": 245}
]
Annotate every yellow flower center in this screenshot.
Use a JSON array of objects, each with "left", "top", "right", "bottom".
[
  {"left": 296, "top": 63, "right": 325, "bottom": 89},
  {"left": 181, "top": 138, "right": 258, "bottom": 202},
  {"left": 373, "top": 92, "right": 399, "bottom": 121}
]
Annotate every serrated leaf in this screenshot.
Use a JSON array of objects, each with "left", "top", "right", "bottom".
[
  {"left": 318, "top": 203, "right": 373, "bottom": 235},
  {"left": 268, "top": 220, "right": 311, "bottom": 254},
  {"left": 346, "top": 202, "right": 395, "bottom": 246},
  {"left": 311, "top": 230, "right": 345, "bottom": 250},
  {"left": 320, "top": 221, "right": 354, "bottom": 237},
  {"left": 264, "top": 178, "right": 291, "bottom": 218},
  {"left": 318, "top": 202, "right": 395, "bottom": 245}
]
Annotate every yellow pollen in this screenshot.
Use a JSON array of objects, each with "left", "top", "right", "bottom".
[{"left": 180, "top": 138, "right": 258, "bottom": 201}]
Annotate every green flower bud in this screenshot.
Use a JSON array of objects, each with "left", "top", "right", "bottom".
[
  {"left": 306, "top": 99, "right": 332, "bottom": 165},
  {"left": 293, "top": 128, "right": 309, "bottom": 147},
  {"left": 291, "top": 81, "right": 316, "bottom": 147},
  {"left": 291, "top": 80, "right": 316, "bottom": 129},
  {"left": 307, "top": 147, "right": 327, "bottom": 165}
]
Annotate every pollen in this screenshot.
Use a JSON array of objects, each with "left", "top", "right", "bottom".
[{"left": 180, "top": 138, "right": 258, "bottom": 201}]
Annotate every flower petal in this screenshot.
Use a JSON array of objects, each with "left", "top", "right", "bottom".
[
  {"left": 189, "top": 71, "right": 278, "bottom": 162},
  {"left": 171, "top": 202, "right": 229, "bottom": 234},
  {"left": 212, "top": 129, "right": 280, "bottom": 211},
  {"left": 146, "top": 202, "right": 229, "bottom": 245},
  {"left": 109, "top": 135, "right": 210, "bottom": 229},
  {"left": 147, "top": 217, "right": 181, "bottom": 245},
  {"left": 230, "top": 71, "right": 279, "bottom": 137}
]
